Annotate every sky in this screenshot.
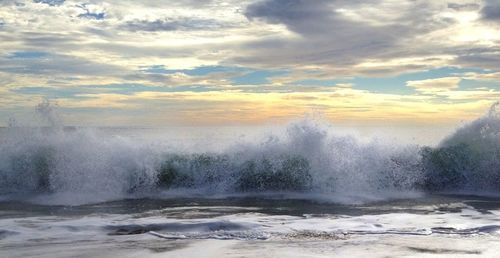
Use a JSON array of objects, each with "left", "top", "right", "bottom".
[{"left": 0, "top": 0, "right": 499, "bottom": 127}]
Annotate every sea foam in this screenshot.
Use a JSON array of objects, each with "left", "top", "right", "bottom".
[{"left": 0, "top": 102, "right": 498, "bottom": 205}]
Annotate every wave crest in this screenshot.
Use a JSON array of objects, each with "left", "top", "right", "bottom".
[{"left": 0, "top": 102, "right": 499, "bottom": 204}]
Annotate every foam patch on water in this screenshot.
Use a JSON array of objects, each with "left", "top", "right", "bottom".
[{"left": 2, "top": 201, "right": 500, "bottom": 245}]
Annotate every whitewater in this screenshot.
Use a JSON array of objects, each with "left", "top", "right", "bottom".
[{"left": 0, "top": 102, "right": 499, "bottom": 257}]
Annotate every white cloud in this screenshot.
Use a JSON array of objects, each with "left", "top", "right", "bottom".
[
  {"left": 463, "top": 71, "right": 500, "bottom": 81},
  {"left": 406, "top": 77, "right": 461, "bottom": 93},
  {"left": 0, "top": 0, "right": 499, "bottom": 126}
]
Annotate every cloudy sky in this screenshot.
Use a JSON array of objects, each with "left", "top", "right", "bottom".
[{"left": 0, "top": 0, "right": 499, "bottom": 126}]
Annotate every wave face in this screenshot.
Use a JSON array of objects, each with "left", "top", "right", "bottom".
[
  {"left": 0, "top": 128, "right": 160, "bottom": 202},
  {"left": 421, "top": 102, "right": 500, "bottom": 191},
  {"left": 156, "top": 120, "right": 423, "bottom": 195},
  {"left": 0, "top": 103, "right": 498, "bottom": 205}
]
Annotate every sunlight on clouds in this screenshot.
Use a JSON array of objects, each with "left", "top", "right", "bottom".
[
  {"left": 464, "top": 72, "right": 500, "bottom": 81},
  {"left": 406, "top": 77, "right": 461, "bottom": 93},
  {"left": 60, "top": 93, "right": 136, "bottom": 109},
  {"left": 335, "top": 1, "right": 415, "bottom": 26},
  {"left": 0, "top": 0, "right": 498, "bottom": 126},
  {"left": 41, "top": 87, "right": 495, "bottom": 126},
  {"left": 355, "top": 56, "right": 456, "bottom": 70},
  {"left": 435, "top": 89, "right": 500, "bottom": 100},
  {"left": 444, "top": 10, "right": 500, "bottom": 44}
]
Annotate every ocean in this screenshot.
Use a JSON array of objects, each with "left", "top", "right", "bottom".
[{"left": 0, "top": 103, "right": 499, "bottom": 257}]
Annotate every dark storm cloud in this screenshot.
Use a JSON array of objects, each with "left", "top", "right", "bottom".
[
  {"left": 447, "top": 3, "right": 480, "bottom": 11},
  {"left": 481, "top": 0, "right": 500, "bottom": 21},
  {"left": 238, "top": 0, "right": 454, "bottom": 70},
  {"left": 245, "top": 0, "right": 335, "bottom": 35},
  {"left": 122, "top": 18, "right": 225, "bottom": 32},
  {"left": 456, "top": 53, "right": 500, "bottom": 69}
]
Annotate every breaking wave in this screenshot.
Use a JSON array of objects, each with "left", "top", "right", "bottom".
[
  {"left": 0, "top": 102, "right": 498, "bottom": 205},
  {"left": 421, "top": 101, "right": 500, "bottom": 191}
]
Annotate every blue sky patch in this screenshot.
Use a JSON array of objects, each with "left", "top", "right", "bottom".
[
  {"left": 8, "top": 51, "right": 48, "bottom": 59},
  {"left": 350, "top": 67, "right": 489, "bottom": 94},
  {"left": 459, "top": 79, "right": 500, "bottom": 90},
  {"left": 291, "top": 79, "right": 340, "bottom": 87},
  {"left": 287, "top": 67, "right": 493, "bottom": 94},
  {"left": 33, "top": 0, "right": 65, "bottom": 6},
  {"left": 85, "top": 84, "right": 215, "bottom": 94},
  {"left": 142, "top": 65, "right": 290, "bottom": 85},
  {"left": 12, "top": 86, "right": 84, "bottom": 99},
  {"left": 141, "top": 65, "right": 247, "bottom": 76},
  {"left": 231, "top": 70, "right": 289, "bottom": 85},
  {"left": 78, "top": 12, "right": 105, "bottom": 20},
  {"left": 76, "top": 4, "right": 105, "bottom": 20}
]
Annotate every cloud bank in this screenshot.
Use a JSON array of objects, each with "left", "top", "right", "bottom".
[{"left": 0, "top": 0, "right": 498, "bottom": 126}]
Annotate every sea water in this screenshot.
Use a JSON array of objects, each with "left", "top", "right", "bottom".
[{"left": 0, "top": 102, "right": 499, "bottom": 257}]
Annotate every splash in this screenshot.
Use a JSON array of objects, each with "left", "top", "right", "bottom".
[
  {"left": 35, "top": 98, "right": 62, "bottom": 128},
  {"left": 0, "top": 102, "right": 498, "bottom": 205},
  {"left": 421, "top": 102, "right": 500, "bottom": 191},
  {"left": 0, "top": 118, "right": 422, "bottom": 204},
  {"left": 488, "top": 101, "right": 499, "bottom": 118}
]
